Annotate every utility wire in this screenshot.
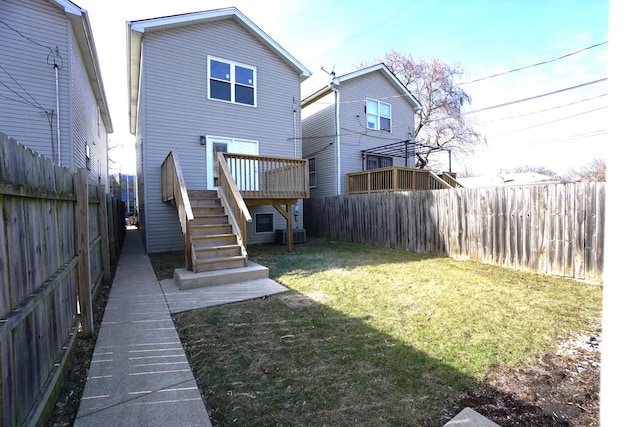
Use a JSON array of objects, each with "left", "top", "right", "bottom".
[
  {"left": 481, "top": 93, "right": 607, "bottom": 124},
  {"left": 463, "top": 78, "right": 607, "bottom": 115},
  {"left": 459, "top": 41, "right": 608, "bottom": 85},
  {"left": 489, "top": 106, "right": 606, "bottom": 138},
  {"left": 482, "top": 130, "right": 607, "bottom": 151},
  {"left": 0, "top": 18, "right": 54, "bottom": 55},
  {"left": 0, "top": 64, "right": 46, "bottom": 110}
]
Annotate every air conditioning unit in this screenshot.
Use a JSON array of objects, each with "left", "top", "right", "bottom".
[{"left": 275, "top": 228, "right": 306, "bottom": 245}]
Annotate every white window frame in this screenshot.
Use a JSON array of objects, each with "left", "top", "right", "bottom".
[
  {"left": 308, "top": 157, "right": 316, "bottom": 188},
  {"left": 207, "top": 55, "right": 257, "bottom": 107},
  {"left": 366, "top": 98, "right": 391, "bottom": 132},
  {"left": 205, "top": 136, "right": 260, "bottom": 190}
]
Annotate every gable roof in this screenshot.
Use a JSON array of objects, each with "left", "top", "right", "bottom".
[
  {"left": 50, "top": 0, "right": 113, "bottom": 133},
  {"left": 127, "top": 7, "right": 312, "bottom": 135},
  {"left": 301, "top": 63, "right": 422, "bottom": 111}
]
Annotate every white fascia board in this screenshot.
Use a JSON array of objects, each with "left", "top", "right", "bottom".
[
  {"left": 129, "top": 7, "right": 311, "bottom": 79},
  {"left": 51, "top": 0, "right": 113, "bottom": 132}
]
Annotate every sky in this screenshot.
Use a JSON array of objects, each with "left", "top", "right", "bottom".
[{"left": 80, "top": 0, "right": 609, "bottom": 177}]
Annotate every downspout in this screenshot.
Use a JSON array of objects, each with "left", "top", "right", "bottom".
[
  {"left": 54, "top": 62, "right": 61, "bottom": 165},
  {"left": 330, "top": 83, "right": 341, "bottom": 195}
]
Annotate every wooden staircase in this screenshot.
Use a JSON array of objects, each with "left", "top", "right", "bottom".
[{"left": 188, "top": 190, "right": 248, "bottom": 273}]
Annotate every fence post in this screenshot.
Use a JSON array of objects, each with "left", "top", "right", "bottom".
[
  {"left": 98, "top": 184, "right": 112, "bottom": 285},
  {"left": 76, "top": 168, "right": 94, "bottom": 337}
]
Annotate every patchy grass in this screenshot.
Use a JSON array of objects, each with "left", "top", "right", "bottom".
[
  {"left": 170, "top": 238, "right": 602, "bottom": 426},
  {"left": 148, "top": 251, "right": 184, "bottom": 281}
]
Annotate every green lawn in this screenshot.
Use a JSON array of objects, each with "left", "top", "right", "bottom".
[{"left": 169, "top": 238, "right": 602, "bottom": 426}]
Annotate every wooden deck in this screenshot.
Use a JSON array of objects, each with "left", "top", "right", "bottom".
[
  {"left": 162, "top": 151, "right": 309, "bottom": 271},
  {"left": 347, "top": 167, "right": 462, "bottom": 194}
]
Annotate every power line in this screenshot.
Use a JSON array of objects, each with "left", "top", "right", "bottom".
[
  {"left": 482, "top": 130, "right": 607, "bottom": 151},
  {"left": 481, "top": 93, "right": 607, "bottom": 124},
  {"left": 0, "top": 18, "right": 54, "bottom": 55},
  {"left": 459, "top": 41, "right": 608, "bottom": 85},
  {"left": 0, "top": 64, "right": 46, "bottom": 111},
  {"left": 489, "top": 107, "right": 606, "bottom": 138},
  {"left": 463, "top": 78, "right": 607, "bottom": 115}
]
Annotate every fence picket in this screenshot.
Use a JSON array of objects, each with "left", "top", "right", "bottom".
[
  {"left": 306, "top": 182, "right": 604, "bottom": 282},
  {"left": 0, "top": 133, "right": 125, "bottom": 426}
]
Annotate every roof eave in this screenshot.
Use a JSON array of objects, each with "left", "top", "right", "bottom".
[{"left": 52, "top": 0, "right": 113, "bottom": 133}]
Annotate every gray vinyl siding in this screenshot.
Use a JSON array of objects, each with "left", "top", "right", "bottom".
[
  {"left": 70, "top": 30, "right": 109, "bottom": 185},
  {"left": 301, "top": 70, "right": 418, "bottom": 196},
  {"left": 138, "top": 18, "right": 303, "bottom": 253},
  {"left": 336, "top": 72, "right": 417, "bottom": 195},
  {"left": 0, "top": 0, "right": 72, "bottom": 167},
  {"left": 301, "top": 92, "right": 337, "bottom": 197}
]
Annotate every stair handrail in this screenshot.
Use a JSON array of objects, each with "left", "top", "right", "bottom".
[
  {"left": 216, "top": 151, "right": 252, "bottom": 249},
  {"left": 441, "top": 172, "right": 464, "bottom": 188},
  {"left": 161, "top": 150, "right": 194, "bottom": 229}
]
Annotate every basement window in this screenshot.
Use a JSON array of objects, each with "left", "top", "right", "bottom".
[{"left": 255, "top": 213, "right": 273, "bottom": 233}]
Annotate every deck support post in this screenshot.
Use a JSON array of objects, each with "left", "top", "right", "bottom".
[{"left": 272, "top": 202, "right": 296, "bottom": 252}]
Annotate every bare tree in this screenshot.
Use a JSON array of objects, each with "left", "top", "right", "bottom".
[
  {"left": 568, "top": 157, "right": 606, "bottom": 182},
  {"left": 362, "top": 50, "right": 483, "bottom": 170},
  {"left": 506, "top": 165, "right": 559, "bottom": 177}
]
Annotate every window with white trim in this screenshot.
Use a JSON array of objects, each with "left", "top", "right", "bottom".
[
  {"left": 308, "top": 157, "right": 316, "bottom": 188},
  {"left": 208, "top": 56, "right": 256, "bottom": 106},
  {"left": 366, "top": 98, "right": 391, "bottom": 131}
]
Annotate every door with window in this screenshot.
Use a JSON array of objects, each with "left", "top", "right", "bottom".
[{"left": 206, "top": 137, "right": 259, "bottom": 190}]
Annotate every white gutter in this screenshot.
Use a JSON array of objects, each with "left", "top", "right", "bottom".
[{"left": 330, "top": 83, "right": 341, "bottom": 195}]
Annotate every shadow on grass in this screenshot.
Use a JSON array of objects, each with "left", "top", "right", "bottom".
[{"left": 174, "top": 289, "right": 471, "bottom": 426}]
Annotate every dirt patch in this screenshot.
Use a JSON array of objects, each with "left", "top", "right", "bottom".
[{"left": 450, "top": 330, "right": 601, "bottom": 426}]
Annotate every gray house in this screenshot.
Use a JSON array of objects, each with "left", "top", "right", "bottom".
[
  {"left": 301, "top": 64, "right": 423, "bottom": 197},
  {"left": 128, "top": 7, "right": 311, "bottom": 270},
  {"left": 0, "top": 0, "right": 112, "bottom": 186}
]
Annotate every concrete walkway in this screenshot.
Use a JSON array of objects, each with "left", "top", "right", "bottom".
[{"left": 75, "top": 229, "right": 288, "bottom": 426}]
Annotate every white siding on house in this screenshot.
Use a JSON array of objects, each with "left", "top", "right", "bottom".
[
  {"left": 0, "top": 0, "right": 72, "bottom": 167},
  {"left": 137, "top": 18, "right": 304, "bottom": 253}
]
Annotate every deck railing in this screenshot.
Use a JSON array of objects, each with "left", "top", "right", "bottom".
[
  {"left": 216, "top": 152, "right": 252, "bottom": 248},
  {"left": 347, "top": 166, "right": 453, "bottom": 195},
  {"left": 440, "top": 172, "right": 464, "bottom": 188},
  {"left": 161, "top": 150, "right": 194, "bottom": 269},
  {"left": 222, "top": 153, "right": 309, "bottom": 200}
]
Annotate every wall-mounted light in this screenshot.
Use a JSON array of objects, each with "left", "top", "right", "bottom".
[{"left": 200, "top": 135, "right": 206, "bottom": 145}]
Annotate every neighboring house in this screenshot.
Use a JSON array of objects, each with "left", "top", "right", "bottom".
[
  {"left": 127, "top": 7, "right": 311, "bottom": 261},
  {"left": 0, "top": 0, "right": 112, "bottom": 186},
  {"left": 457, "top": 172, "right": 564, "bottom": 188},
  {"left": 300, "top": 64, "right": 422, "bottom": 197}
]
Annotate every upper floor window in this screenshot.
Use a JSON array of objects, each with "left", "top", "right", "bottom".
[
  {"left": 208, "top": 56, "right": 256, "bottom": 106},
  {"left": 308, "top": 157, "right": 316, "bottom": 188},
  {"left": 366, "top": 99, "right": 391, "bottom": 131}
]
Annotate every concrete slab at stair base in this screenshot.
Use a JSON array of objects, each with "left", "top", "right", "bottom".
[
  {"left": 444, "top": 407, "right": 501, "bottom": 426},
  {"left": 174, "top": 261, "right": 269, "bottom": 290}
]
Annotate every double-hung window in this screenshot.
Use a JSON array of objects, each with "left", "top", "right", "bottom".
[
  {"left": 366, "top": 98, "right": 391, "bottom": 131},
  {"left": 208, "top": 56, "right": 256, "bottom": 106}
]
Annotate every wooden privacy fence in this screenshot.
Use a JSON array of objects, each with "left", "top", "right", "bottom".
[
  {"left": 0, "top": 134, "right": 124, "bottom": 427},
  {"left": 305, "top": 182, "right": 605, "bottom": 282}
]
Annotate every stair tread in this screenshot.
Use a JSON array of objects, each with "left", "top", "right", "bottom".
[
  {"left": 193, "top": 243, "right": 241, "bottom": 250},
  {"left": 195, "top": 254, "right": 247, "bottom": 262}
]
